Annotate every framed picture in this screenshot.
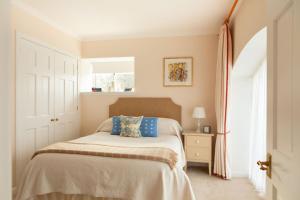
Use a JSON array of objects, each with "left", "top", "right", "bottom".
[
  {"left": 163, "top": 57, "right": 193, "bottom": 87},
  {"left": 203, "top": 125, "right": 211, "bottom": 134}
]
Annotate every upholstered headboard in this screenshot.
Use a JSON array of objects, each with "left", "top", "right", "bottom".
[{"left": 109, "top": 97, "right": 182, "bottom": 124}]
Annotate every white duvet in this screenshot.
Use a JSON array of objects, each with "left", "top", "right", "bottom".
[{"left": 16, "top": 119, "right": 195, "bottom": 200}]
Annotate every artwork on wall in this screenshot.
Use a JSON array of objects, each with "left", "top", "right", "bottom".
[{"left": 163, "top": 57, "right": 193, "bottom": 86}]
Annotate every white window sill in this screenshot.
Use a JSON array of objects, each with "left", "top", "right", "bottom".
[{"left": 80, "top": 91, "right": 135, "bottom": 96}]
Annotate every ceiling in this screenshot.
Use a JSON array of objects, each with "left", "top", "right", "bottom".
[{"left": 13, "top": 0, "right": 233, "bottom": 41}]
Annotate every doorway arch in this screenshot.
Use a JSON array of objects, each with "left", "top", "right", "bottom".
[{"left": 229, "top": 27, "right": 267, "bottom": 184}]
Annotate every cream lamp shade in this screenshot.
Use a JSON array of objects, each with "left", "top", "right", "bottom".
[{"left": 192, "top": 107, "right": 206, "bottom": 119}]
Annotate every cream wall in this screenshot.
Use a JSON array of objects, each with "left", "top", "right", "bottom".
[
  {"left": 230, "top": 0, "right": 267, "bottom": 63},
  {"left": 11, "top": 5, "right": 81, "bottom": 186},
  {"left": 80, "top": 35, "right": 218, "bottom": 135}
]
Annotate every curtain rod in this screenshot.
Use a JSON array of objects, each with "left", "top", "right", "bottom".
[{"left": 224, "top": 0, "right": 239, "bottom": 24}]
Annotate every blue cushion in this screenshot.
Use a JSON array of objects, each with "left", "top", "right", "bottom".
[
  {"left": 140, "top": 117, "right": 158, "bottom": 137},
  {"left": 111, "top": 116, "right": 121, "bottom": 135},
  {"left": 111, "top": 116, "right": 158, "bottom": 137}
]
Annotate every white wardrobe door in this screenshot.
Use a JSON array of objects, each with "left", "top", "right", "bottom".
[
  {"left": 54, "top": 52, "right": 79, "bottom": 142},
  {"left": 16, "top": 37, "right": 55, "bottom": 182}
]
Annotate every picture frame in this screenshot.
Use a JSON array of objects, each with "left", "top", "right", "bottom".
[
  {"left": 163, "top": 57, "right": 193, "bottom": 87},
  {"left": 203, "top": 125, "right": 211, "bottom": 134}
]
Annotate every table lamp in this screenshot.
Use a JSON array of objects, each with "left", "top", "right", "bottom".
[{"left": 192, "top": 107, "right": 206, "bottom": 132}]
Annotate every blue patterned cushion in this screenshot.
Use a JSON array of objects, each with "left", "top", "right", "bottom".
[
  {"left": 119, "top": 116, "right": 143, "bottom": 138},
  {"left": 140, "top": 117, "right": 158, "bottom": 137},
  {"left": 111, "top": 116, "right": 121, "bottom": 135}
]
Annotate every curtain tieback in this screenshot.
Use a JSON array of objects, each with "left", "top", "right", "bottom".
[{"left": 216, "top": 131, "right": 230, "bottom": 135}]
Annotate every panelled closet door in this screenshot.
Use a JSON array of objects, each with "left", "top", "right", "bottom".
[
  {"left": 54, "top": 52, "right": 79, "bottom": 142},
  {"left": 16, "top": 36, "right": 55, "bottom": 182},
  {"left": 16, "top": 35, "right": 80, "bottom": 184}
]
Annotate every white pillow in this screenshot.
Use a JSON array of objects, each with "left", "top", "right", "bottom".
[
  {"left": 157, "top": 118, "right": 183, "bottom": 136},
  {"left": 96, "top": 117, "right": 183, "bottom": 136},
  {"left": 96, "top": 118, "right": 113, "bottom": 133}
]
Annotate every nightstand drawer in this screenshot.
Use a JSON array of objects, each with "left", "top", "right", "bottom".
[
  {"left": 186, "top": 136, "right": 210, "bottom": 147},
  {"left": 186, "top": 147, "right": 210, "bottom": 161}
]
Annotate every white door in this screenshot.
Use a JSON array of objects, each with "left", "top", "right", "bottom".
[
  {"left": 0, "top": 0, "right": 11, "bottom": 199},
  {"left": 266, "top": 0, "right": 300, "bottom": 199},
  {"left": 54, "top": 52, "right": 79, "bottom": 142},
  {"left": 16, "top": 36, "right": 55, "bottom": 182}
]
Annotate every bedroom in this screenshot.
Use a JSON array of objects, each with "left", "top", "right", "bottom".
[{"left": 0, "top": 0, "right": 299, "bottom": 200}]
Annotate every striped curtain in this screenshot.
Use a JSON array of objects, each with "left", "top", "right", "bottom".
[{"left": 214, "top": 23, "right": 232, "bottom": 179}]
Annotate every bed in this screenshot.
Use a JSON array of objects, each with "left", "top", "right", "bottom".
[{"left": 15, "top": 98, "right": 195, "bottom": 200}]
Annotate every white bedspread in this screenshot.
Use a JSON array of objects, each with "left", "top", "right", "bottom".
[{"left": 16, "top": 132, "right": 195, "bottom": 200}]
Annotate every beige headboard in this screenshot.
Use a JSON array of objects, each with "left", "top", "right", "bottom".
[{"left": 109, "top": 97, "right": 181, "bottom": 124}]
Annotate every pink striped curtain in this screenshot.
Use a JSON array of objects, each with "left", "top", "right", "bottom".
[{"left": 214, "top": 23, "right": 232, "bottom": 179}]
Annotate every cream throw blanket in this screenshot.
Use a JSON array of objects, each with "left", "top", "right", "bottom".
[{"left": 32, "top": 141, "right": 178, "bottom": 169}]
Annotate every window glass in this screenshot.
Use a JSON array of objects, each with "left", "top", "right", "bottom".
[
  {"left": 80, "top": 57, "right": 135, "bottom": 93},
  {"left": 92, "top": 72, "right": 134, "bottom": 92}
]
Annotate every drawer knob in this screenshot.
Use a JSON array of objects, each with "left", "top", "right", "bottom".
[
  {"left": 196, "top": 140, "right": 200, "bottom": 144},
  {"left": 195, "top": 153, "right": 200, "bottom": 156}
]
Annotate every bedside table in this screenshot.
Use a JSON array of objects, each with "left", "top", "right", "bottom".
[{"left": 183, "top": 131, "right": 213, "bottom": 175}]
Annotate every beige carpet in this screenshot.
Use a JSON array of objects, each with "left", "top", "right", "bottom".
[{"left": 187, "top": 167, "right": 264, "bottom": 200}]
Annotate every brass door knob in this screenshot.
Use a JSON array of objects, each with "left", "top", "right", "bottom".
[
  {"left": 257, "top": 153, "right": 272, "bottom": 178},
  {"left": 257, "top": 160, "right": 270, "bottom": 170}
]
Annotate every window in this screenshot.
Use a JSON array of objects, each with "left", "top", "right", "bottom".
[{"left": 80, "top": 57, "right": 135, "bottom": 93}]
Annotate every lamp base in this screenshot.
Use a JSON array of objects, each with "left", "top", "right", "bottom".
[{"left": 195, "top": 119, "right": 201, "bottom": 133}]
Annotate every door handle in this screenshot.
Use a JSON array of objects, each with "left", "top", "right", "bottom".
[
  {"left": 257, "top": 161, "right": 270, "bottom": 170},
  {"left": 257, "top": 153, "right": 272, "bottom": 178},
  {"left": 55, "top": 118, "right": 59, "bottom": 121},
  {"left": 50, "top": 118, "right": 55, "bottom": 122}
]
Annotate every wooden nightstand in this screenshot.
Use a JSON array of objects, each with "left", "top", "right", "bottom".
[{"left": 183, "top": 131, "right": 213, "bottom": 175}]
